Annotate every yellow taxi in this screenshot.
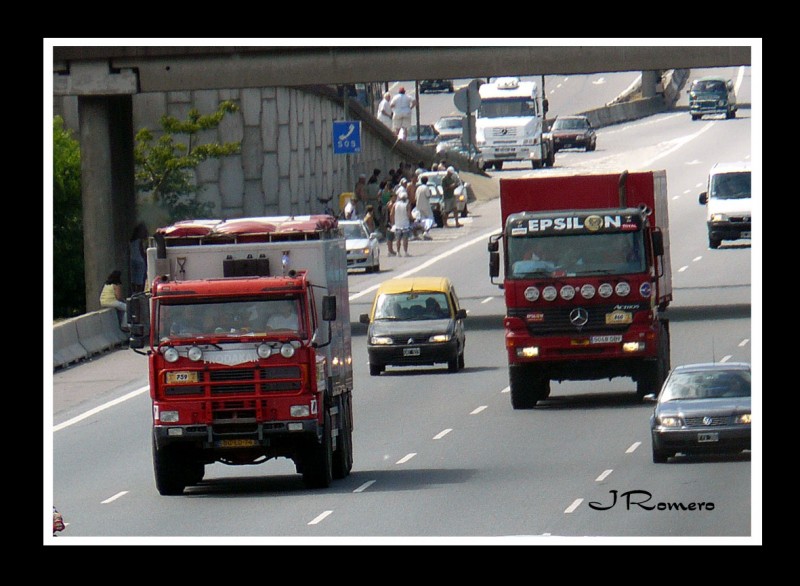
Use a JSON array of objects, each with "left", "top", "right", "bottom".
[{"left": 359, "top": 277, "right": 467, "bottom": 375}]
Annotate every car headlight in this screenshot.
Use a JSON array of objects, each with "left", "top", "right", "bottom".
[
  {"left": 711, "top": 213, "right": 728, "bottom": 222},
  {"left": 736, "top": 413, "right": 752, "bottom": 424},
  {"left": 371, "top": 336, "right": 393, "bottom": 345},
  {"left": 657, "top": 415, "right": 682, "bottom": 427},
  {"left": 362, "top": 248, "right": 371, "bottom": 255},
  {"left": 429, "top": 334, "right": 451, "bottom": 343}
]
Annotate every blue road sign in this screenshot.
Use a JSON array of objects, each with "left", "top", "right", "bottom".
[{"left": 333, "top": 121, "right": 361, "bottom": 154}]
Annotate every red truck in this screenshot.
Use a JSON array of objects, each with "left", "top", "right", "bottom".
[
  {"left": 488, "top": 170, "right": 672, "bottom": 408},
  {"left": 127, "top": 215, "right": 354, "bottom": 494}
]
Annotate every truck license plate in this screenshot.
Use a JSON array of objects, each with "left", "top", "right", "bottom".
[
  {"left": 403, "top": 348, "right": 421, "bottom": 356},
  {"left": 590, "top": 335, "right": 622, "bottom": 344},
  {"left": 697, "top": 432, "right": 718, "bottom": 443},
  {"left": 166, "top": 371, "right": 198, "bottom": 383},
  {"left": 217, "top": 439, "right": 258, "bottom": 448}
]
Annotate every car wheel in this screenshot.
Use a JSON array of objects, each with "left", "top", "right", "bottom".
[
  {"left": 726, "top": 108, "right": 736, "bottom": 119},
  {"left": 369, "top": 363, "right": 384, "bottom": 376},
  {"left": 708, "top": 235, "right": 721, "bottom": 249},
  {"left": 372, "top": 262, "right": 380, "bottom": 273},
  {"left": 494, "top": 161, "right": 504, "bottom": 170},
  {"left": 458, "top": 352, "right": 465, "bottom": 370},
  {"left": 447, "top": 356, "right": 459, "bottom": 373},
  {"left": 691, "top": 114, "right": 701, "bottom": 121}
]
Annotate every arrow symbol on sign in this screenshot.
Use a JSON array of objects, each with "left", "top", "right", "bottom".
[{"left": 339, "top": 124, "right": 355, "bottom": 141}]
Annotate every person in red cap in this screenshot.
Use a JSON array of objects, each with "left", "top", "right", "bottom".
[{"left": 390, "top": 87, "right": 415, "bottom": 139}]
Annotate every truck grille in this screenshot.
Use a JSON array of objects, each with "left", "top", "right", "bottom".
[
  {"left": 509, "top": 304, "right": 641, "bottom": 335},
  {"left": 490, "top": 127, "right": 518, "bottom": 138},
  {"left": 163, "top": 365, "right": 303, "bottom": 396}
]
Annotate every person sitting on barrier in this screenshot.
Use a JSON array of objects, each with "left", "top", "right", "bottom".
[{"left": 99, "top": 269, "right": 128, "bottom": 330}]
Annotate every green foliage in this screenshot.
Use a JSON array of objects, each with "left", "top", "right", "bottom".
[
  {"left": 52, "top": 116, "right": 85, "bottom": 318},
  {"left": 134, "top": 100, "right": 241, "bottom": 222}
]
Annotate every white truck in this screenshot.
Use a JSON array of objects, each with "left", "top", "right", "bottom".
[
  {"left": 127, "top": 215, "right": 354, "bottom": 495},
  {"left": 476, "top": 76, "right": 555, "bottom": 171},
  {"left": 698, "top": 161, "right": 752, "bottom": 249}
]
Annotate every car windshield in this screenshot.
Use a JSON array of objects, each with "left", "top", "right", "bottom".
[
  {"left": 553, "top": 118, "right": 588, "bottom": 130},
  {"left": 478, "top": 98, "right": 536, "bottom": 118},
  {"left": 438, "top": 118, "right": 462, "bottom": 130},
  {"left": 342, "top": 222, "right": 369, "bottom": 239},
  {"left": 710, "top": 171, "right": 751, "bottom": 200},
  {"left": 692, "top": 79, "right": 726, "bottom": 92},
  {"left": 660, "top": 370, "right": 751, "bottom": 401},
  {"left": 507, "top": 232, "right": 646, "bottom": 277},
  {"left": 373, "top": 292, "right": 451, "bottom": 320},
  {"left": 157, "top": 298, "right": 303, "bottom": 341}
]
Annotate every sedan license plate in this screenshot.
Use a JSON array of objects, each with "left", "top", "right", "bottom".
[
  {"left": 403, "top": 347, "right": 421, "bottom": 357},
  {"left": 697, "top": 432, "right": 719, "bottom": 443},
  {"left": 217, "top": 439, "right": 258, "bottom": 448}
]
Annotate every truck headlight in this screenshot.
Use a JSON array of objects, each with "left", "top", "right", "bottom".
[
  {"left": 163, "top": 347, "right": 179, "bottom": 363},
  {"left": 280, "top": 343, "right": 295, "bottom": 358},
  {"left": 187, "top": 346, "right": 203, "bottom": 361},
  {"left": 290, "top": 405, "right": 310, "bottom": 417},
  {"left": 623, "top": 341, "right": 645, "bottom": 352},
  {"left": 160, "top": 410, "right": 180, "bottom": 423},
  {"left": 257, "top": 343, "right": 273, "bottom": 358},
  {"left": 516, "top": 346, "right": 539, "bottom": 358}
]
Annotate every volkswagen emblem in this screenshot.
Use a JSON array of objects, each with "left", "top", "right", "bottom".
[
  {"left": 703, "top": 416, "right": 713, "bottom": 425},
  {"left": 569, "top": 307, "right": 589, "bottom": 327},
  {"left": 499, "top": 128, "right": 508, "bottom": 136}
]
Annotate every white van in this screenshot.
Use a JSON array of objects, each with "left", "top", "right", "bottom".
[{"left": 698, "top": 162, "right": 751, "bottom": 249}]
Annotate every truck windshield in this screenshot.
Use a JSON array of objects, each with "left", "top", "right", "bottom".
[
  {"left": 507, "top": 231, "right": 646, "bottom": 278},
  {"left": 710, "top": 171, "right": 751, "bottom": 200},
  {"left": 157, "top": 298, "right": 303, "bottom": 341},
  {"left": 478, "top": 98, "right": 536, "bottom": 119}
]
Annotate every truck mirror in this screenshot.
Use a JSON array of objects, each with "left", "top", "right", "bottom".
[
  {"left": 542, "top": 98, "right": 549, "bottom": 115},
  {"left": 359, "top": 313, "right": 371, "bottom": 324},
  {"left": 652, "top": 231, "right": 664, "bottom": 257},
  {"left": 698, "top": 191, "right": 708, "bottom": 205},
  {"left": 322, "top": 295, "right": 336, "bottom": 322},
  {"left": 488, "top": 240, "right": 498, "bottom": 253},
  {"left": 126, "top": 293, "right": 150, "bottom": 350},
  {"left": 489, "top": 250, "right": 500, "bottom": 278}
]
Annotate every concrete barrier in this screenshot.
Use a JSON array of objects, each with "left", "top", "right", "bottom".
[{"left": 52, "top": 318, "right": 89, "bottom": 369}]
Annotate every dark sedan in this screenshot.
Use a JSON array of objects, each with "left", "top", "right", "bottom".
[
  {"left": 648, "top": 362, "right": 751, "bottom": 463},
  {"left": 549, "top": 115, "right": 597, "bottom": 152},
  {"left": 420, "top": 79, "right": 454, "bottom": 93}
]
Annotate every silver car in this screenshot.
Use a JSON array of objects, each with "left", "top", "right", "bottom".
[
  {"left": 648, "top": 362, "right": 751, "bottom": 463},
  {"left": 340, "top": 219, "right": 381, "bottom": 273}
]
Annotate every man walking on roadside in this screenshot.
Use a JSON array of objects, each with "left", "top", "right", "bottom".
[
  {"left": 441, "top": 166, "right": 462, "bottom": 228},
  {"left": 390, "top": 87, "right": 415, "bottom": 140},
  {"left": 414, "top": 175, "right": 435, "bottom": 240}
]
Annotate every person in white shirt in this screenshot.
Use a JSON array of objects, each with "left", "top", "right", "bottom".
[
  {"left": 414, "top": 175, "right": 434, "bottom": 240},
  {"left": 267, "top": 300, "right": 299, "bottom": 330},
  {"left": 390, "top": 87, "right": 415, "bottom": 139},
  {"left": 390, "top": 190, "right": 413, "bottom": 256},
  {"left": 377, "top": 92, "right": 393, "bottom": 127}
]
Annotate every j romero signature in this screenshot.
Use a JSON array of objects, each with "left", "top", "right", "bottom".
[{"left": 589, "top": 490, "right": 716, "bottom": 511}]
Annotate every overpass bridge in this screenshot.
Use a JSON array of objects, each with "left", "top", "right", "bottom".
[{"left": 49, "top": 44, "right": 753, "bottom": 314}]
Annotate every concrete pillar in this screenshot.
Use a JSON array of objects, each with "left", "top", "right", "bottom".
[
  {"left": 641, "top": 70, "right": 659, "bottom": 98},
  {"left": 78, "top": 96, "right": 134, "bottom": 311}
]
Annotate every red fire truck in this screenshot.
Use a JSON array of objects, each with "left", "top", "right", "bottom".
[
  {"left": 127, "top": 215, "right": 353, "bottom": 495},
  {"left": 488, "top": 170, "right": 673, "bottom": 408}
]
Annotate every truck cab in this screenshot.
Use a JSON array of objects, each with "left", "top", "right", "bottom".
[{"left": 698, "top": 161, "right": 751, "bottom": 248}]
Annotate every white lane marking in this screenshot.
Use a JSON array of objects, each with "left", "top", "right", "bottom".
[
  {"left": 693, "top": 256, "right": 702, "bottom": 262},
  {"left": 738, "top": 339, "right": 750, "bottom": 347},
  {"left": 396, "top": 453, "right": 417, "bottom": 464},
  {"left": 433, "top": 429, "right": 452, "bottom": 440},
  {"left": 471, "top": 406, "right": 488, "bottom": 415},
  {"left": 54, "top": 386, "right": 148, "bottom": 432},
  {"left": 353, "top": 480, "right": 376, "bottom": 493},
  {"left": 308, "top": 510, "right": 333, "bottom": 525},
  {"left": 564, "top": 499, "right": 583, "bottom": 514},
  {"left": 101, "top": 491, "right": 128, "bottom": 504},
  {"left": 595, "top": 469, "right": 613, "bottom": 482},
  {"left": 678, "top": 266, "right": 688, "bottom": 272},
  {"left": 481, "top": 297, "right": 493, "bottom": 304},
  {"left": 348, "top": 229, "right": 499, "bottom": 302},
  {"left": 638, "top": 121, "right": 715, "bottom": 169},
  {"left": 720, "top": 355, "right": 732, "bottom": 363},
  {"left": 626, "top": 442, "right": 641, "bottom": 454},
  {"left": 501, "top": 386, "right": 510, "bottom": 394}
]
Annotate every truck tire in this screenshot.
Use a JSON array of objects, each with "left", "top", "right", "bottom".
[
  {"left": 302, "top": 410, "right": 333, "bottom": 488},
  {"left": 494, "top": 161, "right": 504, "bottom": 171},
  {"left": 636, "top": 322, "right": 670, "bottom": 399},
  {"left": 332, "top": 399, "right": 353, "bottom": 479},
  {"left": 545, "top": 145, "right": 555, "bottom": 167},
  {"left": 509, "top": 365, "right": 548, "bottom": 409},
  {"left": 152, "top": 439, "right": 187, "bottom": 496}
]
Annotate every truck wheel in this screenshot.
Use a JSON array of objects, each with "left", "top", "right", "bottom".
[
  {"left": 531, "top": 159, "right": 543, "bottom": 170},
  {"left": 152, "top": 439, "right": 187, "bottom": 496},
  {"left": 636, "top": 324, "right": 669, "bottom": 399},
  {"left": 509, "top": 365, "right": 544, "bottom": 409},
  {"left": 302, "top": 410, "right": 333, "bottom": 488},
  {"left": 545, "top": 146, "right": 555, "bottom": 167},
  {"left": 332, "top": 400, "right": 353, "bottom": 479}
]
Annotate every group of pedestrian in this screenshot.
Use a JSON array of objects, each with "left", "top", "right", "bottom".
[
  {"left": 99, "top": 222, "right": 150, "bottom": 331},
  {"left": 377, "top": 87, "right": 416, "bottom": 140}
]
